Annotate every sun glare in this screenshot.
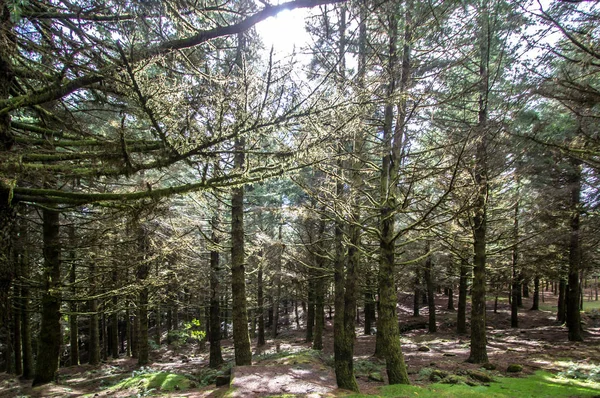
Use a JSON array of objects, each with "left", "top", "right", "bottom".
[{"left": 257, "top": 8, "right": 309, "bottom": 58}]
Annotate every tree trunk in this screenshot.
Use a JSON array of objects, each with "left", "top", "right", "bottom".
[
  {"left": 531, "top": 276, "right": 540, "bottom": 311},
  {"left": 33, "top": 208, "right": 62, "bottom": 386},
  {"left": 306, "top": 278, "right": 315, "bottom": 343},
  {"left": 68, "top": 225, "right": 79, "bottom": 366},
  {"left": 110, "top": 268, "right": 119, "bottom": 359},
  {"left": 88, "top": 258, "right": 100, "bottom": 365},
  {"left": 136, "top": 224, "right": 150, "bottom": 366},
  {"left": 256, "top": 261, "right": 265, "bottom": 348},
  {"left": 413, "top": 270, "right": 420, "bottom": 317},
  {"left": 0, "top": 4, "right": 16, "bottom": 375},
  {"left": 230, "top": 72, "right": 252, "bottom": 365},
  {"left": 19, "top": 218, "right": 33, "bottom": 379},
  {"left": 364, "top": 276, "right": 375, "bottom": 335},
  {"left": 566, "top": 159, "right": 583, "bottom": 341},
  {"left": 457, "top": 258, "right": 468, "bottom": 334},
  {"left": 557, "top": 278, "right": 567, "bottom": 323},
  {"left": 467, "top": 1, "right": 490, "bottom": 365},
  {"left": 447, "top": 287, "right": 454, "bottom": 311},
  {"left": 313, "top": 273, "right": 324, "bottom": 350},
  {"left": 209, "top": 213, "right": 224, "bottom": 367},
  {"left": 424, "top": 246, "right": 436, "bottom": 333}
]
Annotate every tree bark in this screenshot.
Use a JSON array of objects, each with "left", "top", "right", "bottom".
[
  {"left": 557, "top": 278, "right": 567, "bottom": 323},
  {"left": 306, "top": 278, "right": 315, "bottom": 343},
  {"left": 531, "top": 275, "right": 540, "bottom": 311},
  {"left": 457, "top": 258, "right": 468, "bottom": 334},
  {"left": 467, "top": 1, "right": 490, "bottom": 364},
  {"left": 424, "top": 246, "right": 436, "bottom": 333},
  {"left": 33, "top": 208, "right": 62, "bottom": 386},
  {"left": 413, "top": 270, "right": 420, "bottom": 317},
  {"left": 209, "top": 213, "right": 224, "bottom": 367},
  {"left": 256, "top": 261, "right": 265, "bottom": 347},
  {"left": 68, "top": 226, "right": 79, "bottom": 365},
  {"left": 566, "top": 159, "right": 583, "bottom": 341}
]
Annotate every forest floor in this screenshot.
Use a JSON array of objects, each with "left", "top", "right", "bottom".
[{"left": 2, "top": 291, "right": 600, "bottom": 397}]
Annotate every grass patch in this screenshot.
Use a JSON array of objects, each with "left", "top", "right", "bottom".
[
  {"left": 345, "top": 371, "right": 600, "bottom": 397},
  {"left": 583, "top": 300, "right": 600, "bottom": 311},
  {"left": 108, "top": 370, "right": 193, "bottom": 394},
  {"left": 256, "top": 349, "right": 326, "bottom": 366}
]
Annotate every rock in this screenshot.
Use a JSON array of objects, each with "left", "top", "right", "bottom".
[
  {"left": 216, "top": 375, "right": 231, "bottom": 387},
  {"left": 443, "top": 353, "right": 456, "bottom": 357},
  {"left": 368, "top": 372, "right": 384, "bottom": 382},
  {"left": 482, "top": 363, "right": 496, "bottom": 370},
  {"left": 418, "top": 346, "right": 431, "bottom": 352},
  {"left": 507, "top": 364, "right": 523, "bottom": 373},
  {"left": 467, "top": 370, "right": 495, "bottom": 383}
]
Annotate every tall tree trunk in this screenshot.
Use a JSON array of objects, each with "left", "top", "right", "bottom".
[
  {"left": 136, "top": 225, "right": 150, "bottom": 366},
  {"left": 0, "top": 199, "right": 16, "bottom": 374},
  {"left": 447, "top": 287, "right": 455, "bottom": 311},
  {"left": 557, "top": 278, "right": 567, "bottom": 323},
  {"left": 68, "top": 226, "right": 79, "bottom": 366},
  {"left": 13, "top": 253, "right": 21, "bottom": 375},
  {"left": 306, "top": 278, "right": 315, "bottom": 343},
  {"left": 88, "top": 258, "right": 100, "bottom": 365},
  {"left": 364, "top": 276, "right": 375, "bottom": 335},
  {"left": 413, "top": 270, "right": 420, "bottom": 317},
  {"left": 0, "top": 2, "right": 16, "bottom": 375},
  {"left": 313, "top": 273, "right": 324, "bottom": 350},
  {"left": 531, "top": 275, "right": 540, "bottom": 311},
  {"left": 424, "top": 246, "right": 436, "bottom": 333},
  {"left": 566, "top": 159, "right": 583, "bottom": 341},
  {"left": 33, "top": 208, "right": 62, "bottom": 386},
  {"left": 271, "top": 224, "right": 283, "bottom": 339},
  {"left": 511, "top": 174, "right": 520, "bottom": 328},
  {"left": 209, "top": 213, "right": 224, "bottom": 367},
  {"left": 230, "top": 34, "right": 252, "bottom": 363},
  {"left": 457, "top": 258, "right": 468, "bottom": 334},
  {"left": 467, "top": 1, "right": 490, "bottom": 364},
  {"left": 375, "top": 0, "right": 411, "bottom": 384},
  {"left": 256, "top": 261, "right": 265, "bottom": 347},
  {"left": 19, "top": 218, "right": 33, "bottom": 379},
  {"left": 313, "top": 216, "right": 327, "bottom": 351}
]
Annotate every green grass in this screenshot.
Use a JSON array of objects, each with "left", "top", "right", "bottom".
[
  {"left": 583, "top": 300, "right": 600, "bottom": 311},
  {"left": 109, "top": 371, "right": 193, "bottom": 393},
  {"left": 345, "top": 371, "right": 600, "bottom": 398}
]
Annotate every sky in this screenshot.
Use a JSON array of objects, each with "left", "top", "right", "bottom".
[{"left": 256, "top": 8, "right": 310, "bottom": 59}]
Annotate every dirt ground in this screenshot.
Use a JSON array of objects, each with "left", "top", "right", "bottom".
[{"left": 2, "top": 290, "right": 599, "bottom": 397}]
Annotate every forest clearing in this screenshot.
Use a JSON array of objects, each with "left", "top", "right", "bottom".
[
  {"left": 1, "top": 0, "right": 600, "bottom": 397},
  {"left": 2, "top": 293, "right": 600, "bottom": 397}
]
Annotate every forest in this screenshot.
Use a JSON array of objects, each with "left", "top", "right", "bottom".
[{"left": 0, "top": 0, "right": 599, "bottom": 396}]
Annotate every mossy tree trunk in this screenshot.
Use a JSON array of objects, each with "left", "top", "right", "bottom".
[
  {"left": 32, "top": 207, "right": 62, "bottom": 386},
  {"left": 375, "top": 0, "right": 410, "bottom": 385}
]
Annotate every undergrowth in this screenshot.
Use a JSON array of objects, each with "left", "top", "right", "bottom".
[{"left": 345, "top": 371, "right": 600, "bottom": 397}]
